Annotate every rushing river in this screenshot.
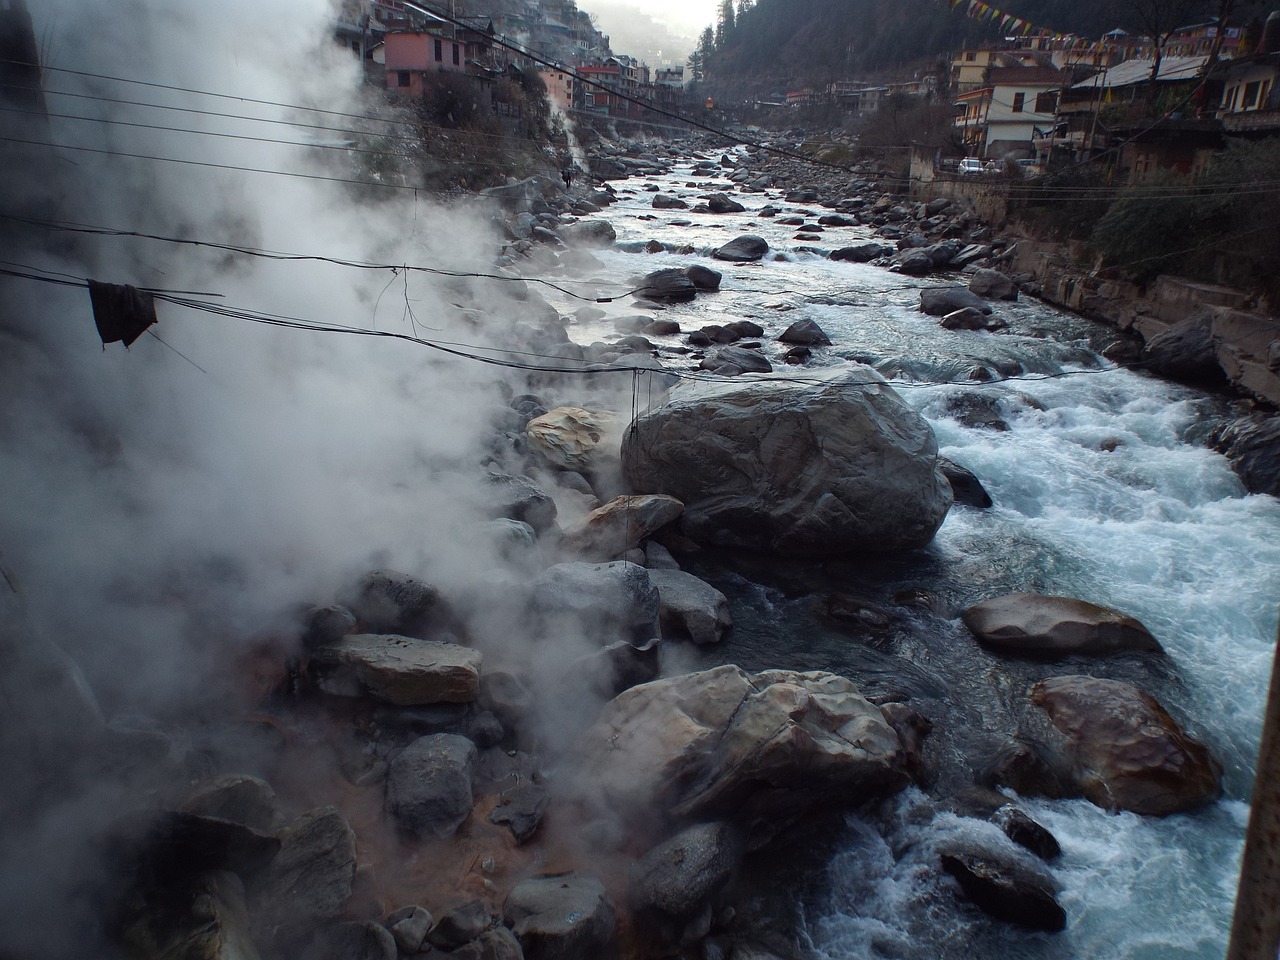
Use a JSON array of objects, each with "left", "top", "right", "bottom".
[{"left": 548, "top": 148, "right": 1280, "bottom": 960}]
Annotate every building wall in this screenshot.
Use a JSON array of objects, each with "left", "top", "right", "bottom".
[
  {"left": 384, "top": 31, "right": 466, "bottom": 95},
  {"left": 539, "top": 67, "right": 574, "bottom": 111}
]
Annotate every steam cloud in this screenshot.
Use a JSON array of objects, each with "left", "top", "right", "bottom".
[{"left": 0, "top": 1, "right": 635, "bottom": 955}]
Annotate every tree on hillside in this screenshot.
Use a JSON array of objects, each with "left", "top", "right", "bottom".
[
  {"left": 696, "top": 26, "right": 715, "bottom": 77},
  {"left": 716, "top": 0, "right": 736, "bottom": 47}
]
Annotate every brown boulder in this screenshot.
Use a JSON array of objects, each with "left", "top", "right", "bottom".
[
  {"left": 1029, "top": 675, "right": 1222, "bottom": 815},
  {"left": 962, "top": 593, "right": 1162, "bottom": 658},
  {"left": 559, "top": 494, "right": 684, "bottom": 560},
  {"left": 309, "top": 634, "right": 481, "bottom": 705},
  {"left": 574, "top": 665, "right": 908, "bottom": 834}
]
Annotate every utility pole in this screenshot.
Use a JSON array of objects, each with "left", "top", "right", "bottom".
[{"left": 1226, "top": 618, "right": 1280, "bottom": 960}]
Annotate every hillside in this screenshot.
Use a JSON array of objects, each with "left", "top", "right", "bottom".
[{"left": 698, "top": 0, "right": 1271, "bottom": 90}]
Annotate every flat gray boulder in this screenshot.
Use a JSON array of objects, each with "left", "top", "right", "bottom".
[
  {"left": 830, "top": 243, "right": 887, "bottom": 263},
  {"left": 309, "top": 634, "right": 482, "bottom": 705},
  {"left": 621, "top": 367, "right": 952, "bottom": 556},
  {"left": 969, "top": 268, "right": 1018, "bottom": 300},
  {"left": 962, "top": 593, "right": 1162, "bottom": 658},
  {"left": 713, "top": 235, "right": 769, "bottom": 262},
  {"left": 920, "top": 286, "right": 992, "bottom": 316},
  {"left": 648, "top": 568, "right": 733, "bottom": 644},
  {"left": 529, "top": 561, "right": 659, "bottom": 644},
  {"left": 559, "top": 220, "right": 616, "bottom": 247},
  {"left": 385, "top": 733, "right": 477, "bottom": 839},
  {"left": 526, "top": 407, "right": 618, "bottom": 474},
  {"left": 504, "top": 872, "right": 616, "bottom": 960},
  {"left": 707, "top": 193, "right": 746, "bottom": 213}
]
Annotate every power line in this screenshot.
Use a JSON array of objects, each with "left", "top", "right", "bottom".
[{"left": 0, "top": 212, "right": 646, "bottom": 303}]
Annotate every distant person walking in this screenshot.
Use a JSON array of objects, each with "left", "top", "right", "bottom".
[{"left": 561, "top": 166, "right": 573, "bottom": 190}]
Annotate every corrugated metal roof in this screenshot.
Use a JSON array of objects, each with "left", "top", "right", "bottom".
[{"left": 1073, "top": 55, "right": 1208, "bottom": 89}]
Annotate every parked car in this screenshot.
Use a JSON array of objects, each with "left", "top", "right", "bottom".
[{"left": 958, "top": 157, "right": 984, "bottom": 175}]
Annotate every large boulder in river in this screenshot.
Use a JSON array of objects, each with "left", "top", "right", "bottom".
[
  {"left": 707, "top": 193, "right": 746, "bottom": 213},
  {"left": 713, "top": 235, "right": 769, "bottom": 262},
  {"left": 831, "top": 242, "right": 888, "bottom": 263},
  {"left": 778, "top": 318, "right": 831, "bottom": 346},
  {"left": 629, "top": 821, "right": 744, "bottom": 937},
  {"left": 574, "top": 665, "right": 908, "bottom": 835},
  {"left": 940, "top": 838, "right": 1066, "bottom": 932},
  {"left": 1028, "top": 675, "right": 1222, "bottom": 816},
  {"left": 683, "top": 264, "right": 722, "bottom": 291},
  {"left": 559, "top": 220, "right": 617, "bottom": 248},
  {"left": 559, "top": 494, "right": 685, "bottom": 560},
  {"left": 636, "top": 268, "right": 698, "bottom": 303},
  {"left": 921, "top": 286, "right": 992, "bottom": 316},
  {"left": 961, "top": 593, "right": 1162, "bottom": 658},
  {"left": 309, "top": 634, "right": 482, "bottom": 705},
  {"left": 969, "top": 268, "right": 1018, "bottom": 301},
  {"left": 250, "top": 806, "right": 356, "bottom": 941},
  {"left": 621, "top": 367, "right": 952, "bottom": 556},
  {"left": 1141, "top": 312, "right": 1226, "bottom": 387}
]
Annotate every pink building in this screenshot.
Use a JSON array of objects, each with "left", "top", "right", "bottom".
[
  {"left": 538, "top": 67, "right": 574, "bottom": 111},
  {"left": 384, "top": 30, "right": 466, "bottom": 95}
]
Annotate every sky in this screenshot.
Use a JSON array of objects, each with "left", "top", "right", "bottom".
[{"left": 585, "top": 0, "right": 718, "bottom": 43}]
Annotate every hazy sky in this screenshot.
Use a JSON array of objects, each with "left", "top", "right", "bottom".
[{"left": 586, "top": 0, "right": 718, "bottom": 41}]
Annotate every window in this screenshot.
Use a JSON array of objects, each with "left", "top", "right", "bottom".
[
  {"left": 434, "top": 38, "right": 442, "bottom": 61},
  {"left": 397, "top": 71, "right": 410, "bottom": 87},
  {"left": 1012, "top": 92, "right": 1025, "bottom": 113},
  {"left": 1243, "top": 80, "right": 1262, "bottom": 110},
  {"left": 1034, "top": 91, "right": 1056, "bottom": 113},
  {"left": 965, "top": 51, "right": 977, "bottom": 61},
  {"left": 452, "top": 43, "right": 460, "bottom": 65}
]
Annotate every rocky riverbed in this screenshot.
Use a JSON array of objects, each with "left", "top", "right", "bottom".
[{"left": 4, "top": 129, "right": 1280, "bottom": 960}]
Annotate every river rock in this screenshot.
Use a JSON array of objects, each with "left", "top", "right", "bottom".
[
  {"left": 991, "top": 805, "right": 1061, "bottom": 861},
  {"left": 647, "top": 568, "right": 733, "bottom": 644},
  {"left": 302, "top": 604, "right": 357, "bottom": 650},
  {"left": 920, "top": 287, "right": 992, "bottom": 316},
  {"left": 482, "top": 473, "right": 558, "bottom": 532},
  {"left": 125, "top": 871, "right": 259, "bottom": 960},
  {"left": 529, "top": 560, "right": 659, "bottom": 644},
  {"left": 961, "top": 593, "right": 1162, "bottom": 658},
  {"left": 428, "top": 900, "right": 492, "bottom": 950},
  {"left": 969, "top": 268, "right": 1018, "bottom": 300},
  {"left": 384, "top": 733, "right": 477, "bottom": 839},
  {"left": 1209, "top": 413, "right": 1280, "bottom": 497},
  {"left": 250, "top": 806, "right": 356, "bottom": 940},
  {"left": 526, "top": 407, "right": 618, "bottom": 473},
  {"left": 940, "top": 307, "right": 995, "bottom": 331},
  {"left": 938, "top": 457, "right": 992, "bottom": 508},
  {"left": 350, "top": 570, "right": 443, "bottom": 635},
  {"left": 1029, "top": 675, "right": 1222, "bottom": 815},
  {"left": 895, "top": 249, "right": 934, "bottom": 275},
  {"left": 488, "top": 782, "right": 549, "bottom": 843},
  {"left": 705, "top": 345, "right": 772, "bottom": 374},
  {"left": 713, "top": 235, "right": 769, "bottom": 262},
  {"left": 621, "top": 367, "right": 952, "bottom": 556},
  {"left": 559, "top": 494, "right": 685, "bottom": 560},
  {"left": 387, "top": 906, "right": 433, "bottom": 954},
  {"left": 301, "top": 921, "right": 397, "bottom": 960},
  {"left": 559, "top": 220, "right": 616, "bottom": 248},
  {"left": 503, "top": 872, "right": 616, "bottom": 960},
  {"left": 1141, "top": 312, "right": 1224, "bottom": 386},
  {"left": 637, "top": 268, "right": 698, "bottom": 303},
  {"left": 778, "top": 318, "right": 831, "bottom": 346},
  {"left": 575, "top": 665, "right": 907, "bottom": 833},
  {"left": 179, "top": 774, "right": 278, "bottom": 833},
  {"left": 940, "top": 840, "right": 1066, "bottom": 932},
  {"left": 652, "top": 194, "right": 688, "bottom": 209},
  {"left": 309, "top": 634, "right": 481, "bottom": 705},
  {"left": 830, "top": 243, "right": 887, "bottom": 262},
  {"left": 707, "top": 193, "right": 746, "bottom": 213},
  {"left": 683, "top": 264, "right": 722, "bottom": 291},
  {"left": 629, "top": 821, "right": 744, "bottom": 936}
]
